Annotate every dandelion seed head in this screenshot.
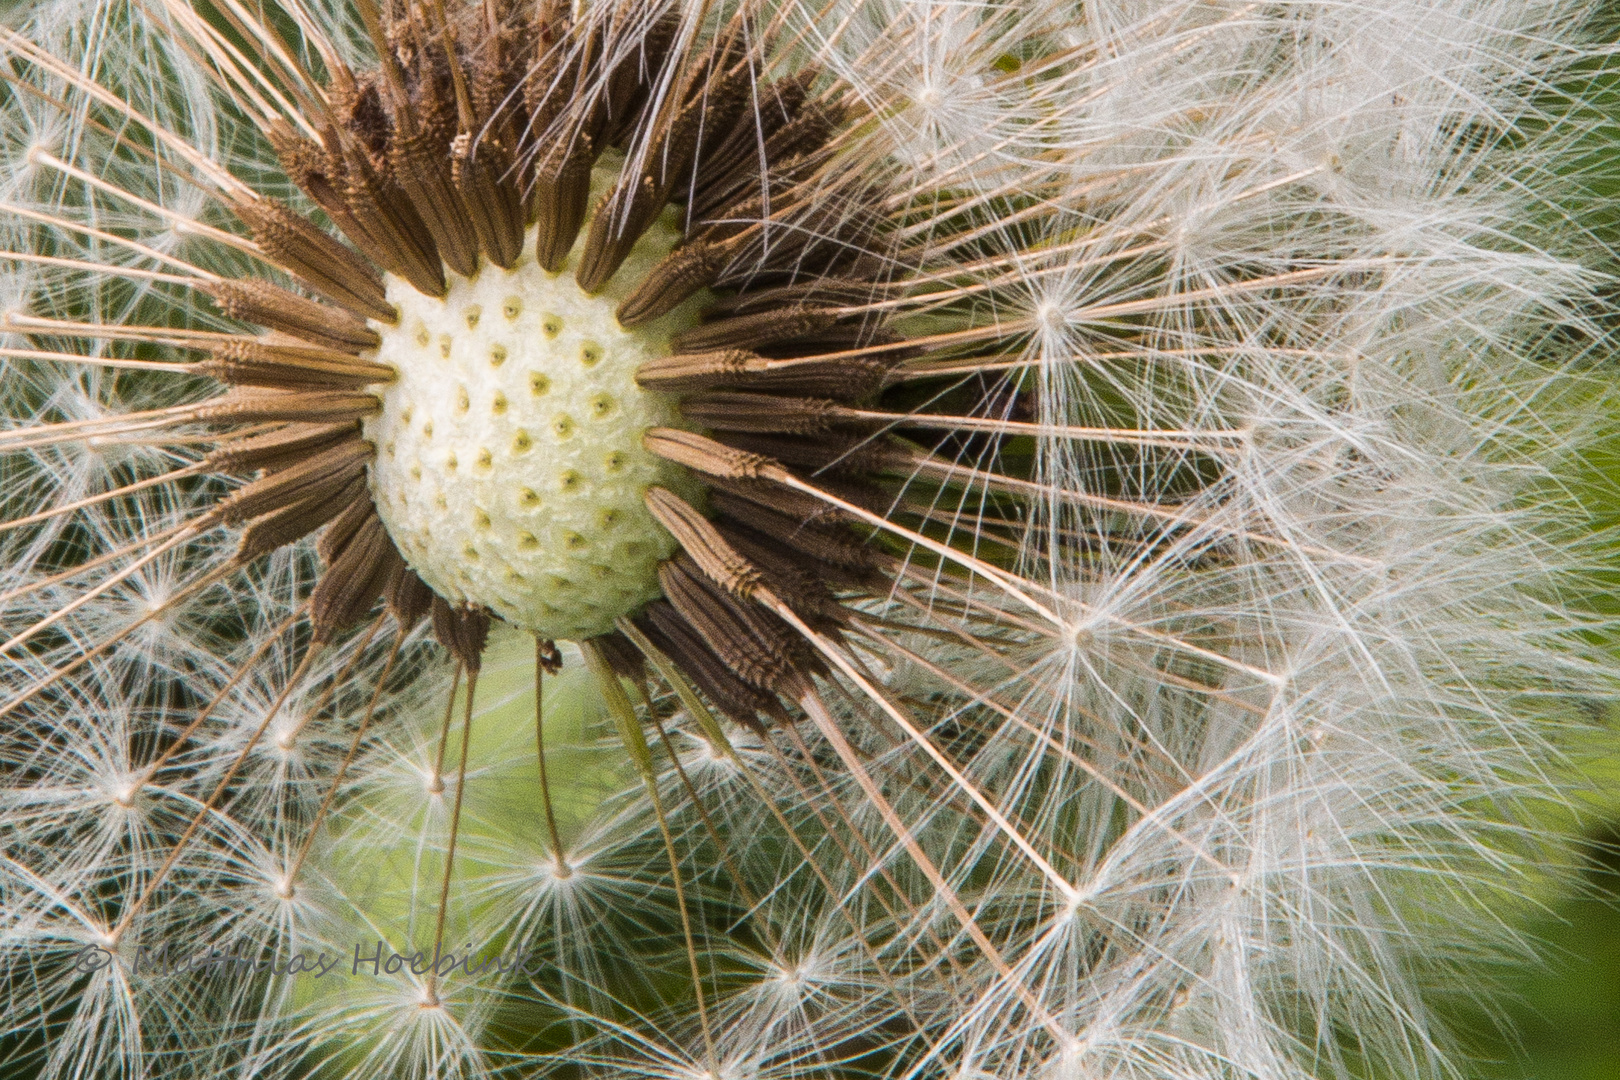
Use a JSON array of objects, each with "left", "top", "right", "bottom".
[
  {"left": 765, "top": 953, "right": 826, "bottom": 1003},
  {"left": 2, "top": 0, "right": 1617, "bottom": 1077},
  {"left": 534, "top": 853, "right": 577, "bottom": 882},
  {"left": 100, "top": 764, "right": 146, "bottom": 810},
  {"left": 269, "top": 714, "right": 300, "bottom": 756}
]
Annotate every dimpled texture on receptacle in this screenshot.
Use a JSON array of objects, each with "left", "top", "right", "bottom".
[{"left": 365, "top": 169, "right": 703, "bottom": 641}]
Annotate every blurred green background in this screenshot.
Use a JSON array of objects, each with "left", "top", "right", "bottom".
[
  {"left": 1446, "top": 828, "right": 1620, "bottom": 1080},
  {"left": 1467, "top": 20, "right": 1620, "bottom": 1077}
]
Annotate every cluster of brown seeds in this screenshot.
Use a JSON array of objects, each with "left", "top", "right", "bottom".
[{"left": 113, "top": 0, "right": 994, "bottom": 733}]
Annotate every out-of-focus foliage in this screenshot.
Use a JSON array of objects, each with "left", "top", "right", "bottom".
[{"left": 1449, "top": 827, "right": 1620, "bottom": 1080}]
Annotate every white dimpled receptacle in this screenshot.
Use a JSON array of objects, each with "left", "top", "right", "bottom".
[{"left": 365, "top": 187, "right": 703, "bottom": 641}]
